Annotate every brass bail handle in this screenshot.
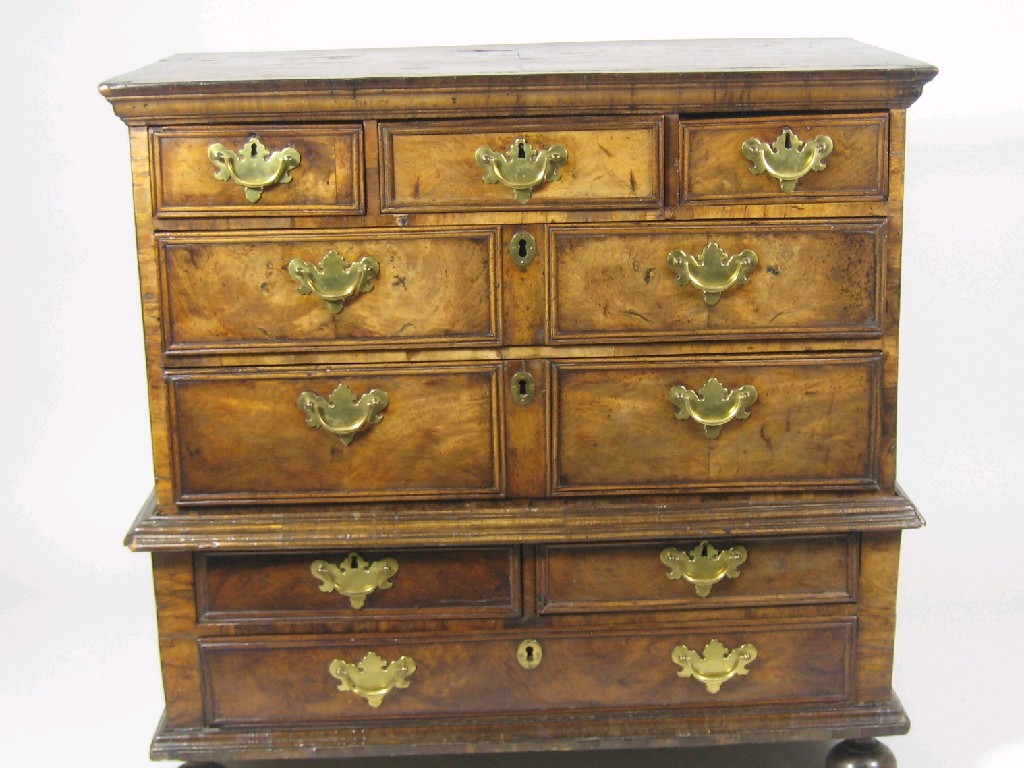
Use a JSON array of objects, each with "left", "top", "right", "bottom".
[
  {"left": 328, "top": 651, "right": 417, "bottom": 708},
  {"left": 741, "top": 128, "right": 833, "bottom": 192},
  {"left": 671, "top": 639, "right": 758, "bottom": 693},
  {"left": 297, "top": 382, "right": 389, "bottom": 445},
  {"left": 311, "top": 552, "right": 400, "bottom": 609},
  {"left": 668, "top": 377, "right": 757, "bottom": 438},
  {"left": 660, "top": 541, "right": 747, "bottom": 597},
  {"left": 288, "top": 251, "right": 380, "bottom": 314},
  {"left": 476, "top": 138, "right": 568, "bottom": 202},
  {"left": 208, "top": 135, "right": 301, "bottom": 202},
  {"left": 667, "top": 243, "right": 758, "bottom": 306}
]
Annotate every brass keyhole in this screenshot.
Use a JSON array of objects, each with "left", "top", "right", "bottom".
[
  {"left": 517, "top": 639, "right": 542, "bottom": 669},
  {"left": 508, "top": 231, "right": 536, "bottom": 270},
  {"left": 510, "top": 371, "right": 536, "bottom": 406},
  {"left": 517, "top": 142, "right": 527, "bottom": 158}
]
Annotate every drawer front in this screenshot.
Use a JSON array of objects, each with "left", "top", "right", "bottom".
[
  {"left": 380, "top": 118, "right": 663, "bottom": 211},
  {"left": 198, "top": 547, "right": 521, "bottom": 622},
  {"left": 553, "top": 354, "right": 881, "bottom": 494},
  {"left": 169, "top": 364, "right": 504, "bottom": 505},
  {"left": 201, "top": 619, "right": 853, "bottom": 725},
  {"left": 538, "top": 535, "right": 857, "bottom": 614},
  {"left": 683, "top": 114, "right": 888, "bottom": 203},
  {"left": 160, "top": 228, "right": 501, "bottom": 354},
  {"left": 549, "top": 219, "right": 885, "bottom": 342},
  {"left": 152, "top": 125, "right": 364, "bottom": 217}
]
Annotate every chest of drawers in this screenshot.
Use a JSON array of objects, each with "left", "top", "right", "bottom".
[{"left": 101, "top": 39, "right": 936, "bottom": 768}]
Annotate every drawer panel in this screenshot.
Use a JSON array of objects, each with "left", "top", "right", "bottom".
[
  {"left": 152, "top": 125, "right": 364, "bottom": 217},
  {"left": 538, "top": 535, "right": 857, "bottom": 614},
  {"left": 160, "top": 228, "right": 500, "bottom": 353},
  {"left": 682, "top": 114, "right": 888, "bottom": 203},
  {"left": 198, "top": 547, "right": 521, "bottom": 622},
  {"left": 549, "top": 219, "right": 885, "bottom": 342},
  {"left": 201, "top": 619, "right": 853, "bottom": 725},
  {"left": 169, "top": 364, "right": 504, "bottom": 505},
  {"left": 553, "top": 354, "right": 881, "bottom": 494},
  {"left": 380, "top": 118, "right": 663, "bottom": 211}
]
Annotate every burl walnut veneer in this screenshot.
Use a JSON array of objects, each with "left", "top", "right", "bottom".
[{"left": 100, "top": 38, "right": 936, "bottom": 768}]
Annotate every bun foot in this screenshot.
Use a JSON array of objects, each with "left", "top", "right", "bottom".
[{"left": 826, "top": 738, "right": 897, "bottom": 768}]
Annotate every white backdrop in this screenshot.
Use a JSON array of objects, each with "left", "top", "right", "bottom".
[{"left": 2, "top": 2, "right": 1021, "bottom": 766}]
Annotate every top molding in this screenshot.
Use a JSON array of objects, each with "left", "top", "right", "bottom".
[{"left": 99, "top": 38, "right": 938, "bottom": 124}]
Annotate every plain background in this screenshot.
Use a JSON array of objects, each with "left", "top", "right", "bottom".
[{"left": 2, "top": 1, "right": 1022, "bottom": 766}]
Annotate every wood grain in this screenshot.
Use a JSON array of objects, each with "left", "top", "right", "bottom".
[
  {"left": 553, "top": 354, "right": 882, "bottom": 494},
  {"left": 683, "top": 114, "right": 888, "bottom": 203},
  {"left": 538, "top": 535, "right": 857, "bottom": 614},
  {"left": 160, "top": 227, "right": 500, "bottom": 353},
  {"left": 549, "top": 219, "right": 885, "bottom": 342},
  {"left": 169, "top": 364, "right": 504, "bottom": 504},
  {"left": 200, "top": 618, "right": 853, "bottom": 724},
  {"left": 152, "top": 125, "right": 363, "bottom": 217},
  {"left": 380, "top": 118, "right": 663, "bottom": 211}
]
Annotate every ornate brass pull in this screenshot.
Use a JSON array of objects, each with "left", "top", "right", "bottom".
[
  {"left": 668, "top": 377, "right": 757, "bottom": 438},
  {"left": 475, "top": 138, "right": 568, "bottom": 203},
  {"left": 288, "top": 251, "right": 380, "bottom": 314},
  {"left": 667, "top": 243, "right": 758, "bottom": 306},
  {"left": 671, "top": 639, "right": 757, "bottom": 694},
  {"left": 208, "top": 135, "right": 301, "bottom": 202},
  {"left": 328, "top": 651, "right": 416, "bottom": 708},
  {"left": 660, "top": 541, "right": 747, "bottom": 597},
  {"left": 741, "top": 128, "right": 833, "bottom": 192},
  {"left": 297, "top": 383, "right": 389, "bottom": 445},
  {"left": 311, "top": 553, "right": 399, "bottom": 609}
]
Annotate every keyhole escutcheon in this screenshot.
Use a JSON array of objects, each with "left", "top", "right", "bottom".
[
  {"left": 508, "top": 231, "right": 536, "bottom": 270},
  {"left": 510, "top": 371, "right": 537, "bottom": 406},
  {"left": 517, "top": 639, "right": 543, "bottom": 670}
]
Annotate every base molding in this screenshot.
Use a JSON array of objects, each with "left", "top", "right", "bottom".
[{"left": 152, "top": 695, "right": 909, "bottom": 763}]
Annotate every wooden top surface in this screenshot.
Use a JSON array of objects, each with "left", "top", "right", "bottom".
[{"left": 100, "top": 38, "right": 936, "bottom": 92}]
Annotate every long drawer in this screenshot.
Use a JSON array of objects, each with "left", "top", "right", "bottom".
[
  {"left": 552, "top": 353, "right": 882, "bottom": 494},
  {"left": 200, "top": 618, "right": 854, "bottom": 725},
  {"left": 168, "top": 363, "right": 504, "bottom": 505}
]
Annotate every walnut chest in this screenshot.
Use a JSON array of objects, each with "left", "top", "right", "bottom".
[{"left": 100, "top": 39, "right": 937, "bottom": 767}]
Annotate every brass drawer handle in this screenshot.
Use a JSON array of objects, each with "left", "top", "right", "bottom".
[
  {"left": 741, "top": 128, "right": 833, "bottom": 192},
  {"left": 311, "top": 553, "right": 399, "bottom": 609},
  {"left": 475, "top": 138, "right": 568, "bottom": 203},
  {"left": 207, "top": 135, "right": 301, "bottom": 202},
  {"left": 328, "top": 651, "right": 416, "bottom": 708},
  {"left": 671, "top": 639, "right": 758, "bottom": 694},
  {"left": 297, "top": 383, "right": 389, "bottom": 445},
  {"left": 668, "top": 377, "right": 757, "bottom": 438},
  {"left": 660, "top": 541, "right": 747, "bottom": 597},
  {"left": 667, "top": 243, "right": 757, "bottom": 306},
  {"left": 288, "top": 251, "right": 380, "bottom": 314}
]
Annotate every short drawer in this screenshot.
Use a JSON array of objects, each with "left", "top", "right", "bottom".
[
  {"left": 682, "top": 114, "right": 888, "bottom": 203},
  {"left": 197, "top": 547, "right": 521, "bottom": 623},
  {"left": 380, "top": 117, "right": 663, "bottom": 211},
  {"left": 537, "top": 535, "right": 858, "bottom": 614},
  {"left": 552, "top": 353, "right": 881, "bottom": 494},
  {"left": 200, "top": 618, "right": 853, "bottom": 725},
  {"left": 168, "top": 363, "right": 504, "bottom": 505},
  {"left": 151, "top": 125, "right": 364, "bottom": 217},
  {"left": 549, "top": 219, "right": 885, "bottom": 342},
  {"left": 159, "top": 227, "right": 501, "bottom": 354}
]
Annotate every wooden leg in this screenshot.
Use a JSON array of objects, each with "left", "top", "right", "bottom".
[{"left": 826, "top": 738, "right": 897, "bottom": 768}]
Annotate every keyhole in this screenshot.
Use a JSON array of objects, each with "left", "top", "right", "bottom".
[
  {"left": 250, "top": 141, "right": 259, "bottom": 158},
  {"left": 518, "top": 377, "right": 528, "bottom": 398},
  {"left": 517, "top": 142, "right": 527, "bottom": 158},
  {"left": 524, "top": 645, "right": 535, "bottom": 662},
  {"left": 784, "top": 131, "right": 792, "bottom": 149},
  {"left": 518, "top": 238, "right": 528, "bottom": 258},
  {"left": 349, "top": 554, "right": 360, "bottom": 569}
]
